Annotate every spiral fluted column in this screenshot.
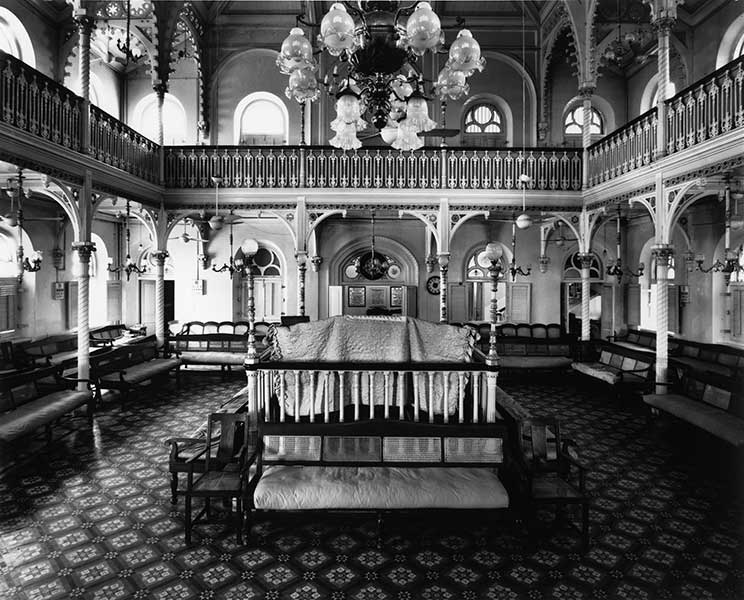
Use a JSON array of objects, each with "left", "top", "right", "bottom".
[
  {"left": 580, "top": 86, "right": 594, "bottom": 189},
  {"left": 654, "top": 16, "right": 674, "bottom": 158},
  {"left": 653, "top": 245, "right": 673, "bottom": 393},
  {"left": 154, "top": 81, "right": 167, "bottom": 146},
  {"left": 75, "top": 12, "right": 94, "bottom": 154},
  {"left": 296, "top": 251, "right": 307, "bottom": 316},
  {"left": 152, "top": 251, "right": 168, "bottom": 348},
  {"left": 73, "top": 242, "right": 95, "bottom": 392},
  {"left": 579, "top": 253, "right": 593, "bottom": 341},
  {"left": 438, "top": 253, "right": 449, "bottom": 323}
]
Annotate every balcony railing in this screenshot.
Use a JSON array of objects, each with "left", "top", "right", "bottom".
[
  {"left": 0, "top": 50, "right": 82, "bottom": 152},
  {"left": 666, "top": 55, "right": 744, "bottom": 156},
  {"left": 587, "top": 54, "right": 744, "bottom": 187},
  {"left": 89, "top": 105, "right": 159, "bottom": 183},
  {"left": 163, "top": 146, "right": 583, "bottom": 191}
]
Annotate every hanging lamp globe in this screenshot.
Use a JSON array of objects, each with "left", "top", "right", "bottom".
[{"left": 516, "top": 213, "right": 533, "bottom": 230}]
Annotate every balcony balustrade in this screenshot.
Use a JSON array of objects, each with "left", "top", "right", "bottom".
[
  {"left": 0, "top": 49, "right": 741, "bottom": 195},
  {"left": 162, "top": 145, "right": 583, "bottom": 191},
  {"left": 588, "top": 54, "right": 744, "bottom": 187}
]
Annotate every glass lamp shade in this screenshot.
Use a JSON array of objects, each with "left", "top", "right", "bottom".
[
  {"left": 380, "top": 124, "right": 399, "bottom": 144},
  {"left": 390, "top": 122, "right": 423, "bottom": 151},
  {"left": 516, "top": 213, "right": 533, "bottom": 229},
  {"left": 484, "top": 242, "right": 503, "bottom": 262},
  {"left": 209, "top": 215, "right": 224, "bottom": 231},
  {"left": 320, "top": 3, "right": 357, "bottom": 56},
  {"left": 447, "top": 30, "right": 485, "bottom": 75},
  {"left": 404, "top": 1, "right": 443, "bottom": 55},
  {"left": 285, "top": 68, "right": 320, "bottom": 103},
  {"left": 4, "top": 213, "right": 17, "bottom": 227},
  {"left": 241, "top": 238, "right": 259, "bottom": 257},
  {"left": 276, "top": 28, "right": 316, "bottom": 74},
  {"left": 390, "top": 77, "right": 414, "bottom": 100},
  {"left": 434, "top": 67, "right": 469, "bottom": 101},
  {"left": 332, "top": 91, "right": 365, "bottom": 129},
  {"left": 401, "top": 94, "right": 436, "bottom": 133},
  {"left": 329, "top": 122, "right": 362, "bottom": 150}
]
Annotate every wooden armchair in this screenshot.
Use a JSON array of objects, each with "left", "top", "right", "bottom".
[
  {"left": 183, "top": 412, "right": 250, "bottom": 544},
  {"left": 518, "top": 418, "right": 590, "bottom": 550}
]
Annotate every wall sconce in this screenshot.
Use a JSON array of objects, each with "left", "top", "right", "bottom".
[
  {"left": 310, "top": 255, "right": 323, "bottom": 272},
  {"left": 9, "top": 170, "right": 43, "bottom": 276},
  {"left": 483, "top": 242, "right": 504, "bottom": 364},
  {"left": 606, "top": 207, "right": 643, "bottom": 280},
  {"left": 538, "top": 255, "right": 550, "bottom": 273},
  {"left": 107, "top": 199, "right": 147, "bottom": 281},
  {"left": 509, "top": 217, "right": 531, "bottom": 281},
  {"left": 22, "top": 250, "right": 42, "bottom": 272}
]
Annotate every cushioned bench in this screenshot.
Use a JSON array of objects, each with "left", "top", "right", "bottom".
[
  {"left": 0, "top": 365, "right": 93, "bottom": 446},
  {"left": 245, "top": 419, "right": 520, "bottom": 533},
  {"left": 92, "top": 341, "right": 181, "bottom": 402},
  {"left": 16, "top": 333, "right": 78, "bottom": 368},
  {"left": 669, "top": 339, "right": 744, "bottom": 379},
  {"left": 643, "top": 371, "right": 744, "bottom": 447},
  {"left": 90, "top": 323, "right": 148, "bottom": 347},
  {"left": 168, "top": 333, "right": 255, "bottom": 378},
  {"left": 607, "top": 327, "right": 656, "bottom": 355},
  {"left": 571, "top": 342, "right": 654, "bottom": 401}
]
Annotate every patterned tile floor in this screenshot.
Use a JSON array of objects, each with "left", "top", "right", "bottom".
[{"left": 0, "top": 371, "right": 743, "bottom": 600}]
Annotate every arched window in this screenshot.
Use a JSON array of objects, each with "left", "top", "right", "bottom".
[
  {"left": 465, "top": 245, "right": 507, "bottom": 322},
  {"left": 716, "top": 14, "right": 744, "bottom": 68},
  {"left": 244, "top": 246, "right": 284, "bottom": 322},
  {"left": 563, "top": 106, "right": 603, "bottom": 136},
  {"left": 563, "top": 252, "right": 603, "bottom": 280},
  {"left": 0, "top": 7, "right": 36, "bottom": 67},
  {"left": 132, "top": 92, "right": 188, "bottom": 144},
  {"left": 234, "top": 92, "right": 288, "bottom": 145},
  {"left": 464, "top": 103, "right": 502, "bottom": 134}
]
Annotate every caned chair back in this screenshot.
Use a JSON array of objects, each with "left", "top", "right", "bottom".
[{"left": 204, "top": 412, "right": 250, "bottom": 470}]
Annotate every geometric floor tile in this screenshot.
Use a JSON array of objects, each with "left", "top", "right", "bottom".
[{"left": 1, "top": 372, "right": 743, "bottom": 599}]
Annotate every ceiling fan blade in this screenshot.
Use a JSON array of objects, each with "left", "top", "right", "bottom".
[{"left": 424, "top": 128, "right": 460, "bottom": 137}]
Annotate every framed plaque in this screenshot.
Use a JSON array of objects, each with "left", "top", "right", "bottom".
[
  {"left": 390, "top": 286, "right": 403, "bottom": 307},
  {"left": 368, "top": 286, "right": 386, "bottom": 307},
  {"left": 348, "top": 286, "right": 366, "bottom": 307}
]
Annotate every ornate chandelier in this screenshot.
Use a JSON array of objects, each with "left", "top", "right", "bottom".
[{"left": 277, "top": 1, "right": 485, "bottom": 151}]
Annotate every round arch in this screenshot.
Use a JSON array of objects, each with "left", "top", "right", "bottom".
[
  {"left": 715, "top": 12, "right": 744, "bottom": 69},
  {"left": 0, "top": 7, "right": 36, "bottom": 67},
  {"left": 461, "top": 94, "right": 514, "bottom": 146},
  {"left": 233, "top": 91, "right": 289, "bottom": 146},
  {"left": 329, "top": 237, "right": 419, "bottom": 286},
  {"left": 563, "top": 93, "right": 615, "bottom": 136},
  {"left": 132, "top": 92, "right": 188, "bottom": 144},
  {"left": 481, "top": 51, "right": 538, "bottom": 146}
]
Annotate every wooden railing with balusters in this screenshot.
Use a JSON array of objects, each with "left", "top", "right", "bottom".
[
  {"left": 89, "top": 105, "right": 160, "bottom": 183},
  {"left": 246, "top": 359, "right": 508, "bottom": 425},
  {"left": 665, "top": 55, "right": 744, "bottom": 157},
  {"left": 586, "top": 109, "right": 658, "bottom": 187},
  {"left": 0, "top": 50, "right": 82, "bottom": 152},
  {"left": 163, "top": 145, "right": 583, "bottom": 191}
]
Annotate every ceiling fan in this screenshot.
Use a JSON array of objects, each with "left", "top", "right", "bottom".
[{"left": 169, "top": 218, "right": 207, "bottom": 244}]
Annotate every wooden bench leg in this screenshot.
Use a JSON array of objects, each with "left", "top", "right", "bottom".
[
  {"left": 376, "top": 512, "right": 384, "bottom": 549},
  {"left": 170, "top": 473, "right": 178, "bottom": 504},
  {"left": 236, "top": 496, "right": 243, "bottom": 545},
  {"left": 185, "top": 494, "right": 193, "bottom": 544}
]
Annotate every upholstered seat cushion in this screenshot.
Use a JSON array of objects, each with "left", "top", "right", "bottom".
[
  {"left": 610, "top": 341, "right": 655, "bottom": 355},
  {"left": 498, "top": 356, "right": 572, "bottom": 370},
  {"left": 0, "top": 389, "right": 91, "bottom": 443},
  {"left": 179, "top": 351, "right": 246, "bottom": 366},
  {"left": 100, "top": 357, "right": 180, "bottom": 385},
  {"left": 643, "top": 393, "right": 744, "bottom": 447},
  {"left": 254, "top": 465, "right": 509, "bottom": 510},
  {"left": 571, "top": 362, "right": 620, "bottom": 385}
]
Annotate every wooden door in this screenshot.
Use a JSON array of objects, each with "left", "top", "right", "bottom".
[
  {"left": 245, "top": 277, "right": 283, "bottom": 323},
  {"left": 107, "top": 281, "right": 122, "bottom": 324},
  {"left": 139, "top": 279, "right": 156, "bottom": 335}
]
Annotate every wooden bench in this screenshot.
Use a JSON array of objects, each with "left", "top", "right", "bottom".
[
  {"left": 607, "top": 326, "right": 656, "bottom": 355},
  {"left": 571, "top": 341, "right": 654, "bottom": 401},
  {"left": 178, "top": 321, "right": 253, "bottom": 335},
  {"left": 669, "top": 339, "right": 744, "bottom": 379},
  {"left": 15, "top": 333, "right": 79, "bottom": 369},
  {"left": 90, "top": 323, "right": 148, "bottom": 347},
  {"left": 168, "top": 333, "right": 255, "bottom": 378},
  {"left": 244, "top": 419, "right": 522, "bottom": 539},
  {"left": 0, "top": 365, "right": 93, "bottom": 447},
  {"left": 643, "top": 371, "right": 744, "bottom": 447},
  {"left": 91, "top": 341, "right": 181, "bottom": 402}
]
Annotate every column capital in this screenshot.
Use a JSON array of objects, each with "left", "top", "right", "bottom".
[
  {"left": 577, "top": 253, "right": 594, "bottom": 269},
  {"left": 153, "top": 80, "right": 168, "bottom": 98},
  {"left": 437, "top": 252, "right": 450, "bottom": 269},
  {"left": 578, "top": 85, "right": 595, "bottom": 99},
  {"left": 71, "top": 241, "right": 96, "bottom": 263},
  {"left": 295, "top": 250, "right": 308, "bottom": 266},
  {"left": 151, "top": 250, "right": 169, "bottom": 266},
  {"left": 651, "top": 15, "right": 676, "bottom": 33},
  {"left": 74, "top": 12, "right": 95, "bottom": 35},
  {"left": 651, "top": 244, "right": 674, "bottom": 266},
  {"left": 310, "top": 255, "right": 323, "bottom": 272}
]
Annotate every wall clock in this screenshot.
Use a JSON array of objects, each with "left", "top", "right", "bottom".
[{"left": 426, "top": 275, "right": 441, "bottom": 295}]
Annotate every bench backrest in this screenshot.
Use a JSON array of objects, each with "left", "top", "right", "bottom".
[
  {"left": 90, "top": 324, "right": 129, "bottom": 341},
  {"left": 90, "top": 342, "right": 159, "bottom": 376},
  {"left": 678, "top": 371, "right": 743, "bottom": 417},
  {"left": 0, "top": 365, "right": 63, "bottom": 412},
  {"left": 497, "top": 341, "right": 572, "bottom": 357},
  {"left": 672, "top": 339, "right": 744, "bottom": 368},
  {"left": 19, "top": 334, "right": 77, "bottom": 357},
  {"left": 256, "top": 419, "right": 511, "bottom": 471},
  {"left": 169, "top": 334, "right": 250, "bottom": 353},
  {"left": 596, "top": 343, "right": 654, "bottom": 377}
]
